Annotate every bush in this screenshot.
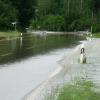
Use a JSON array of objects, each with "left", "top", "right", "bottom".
[
  {"left": 0, "top": 0, "right": 17, "bottom": 31},
  {"left": 30, "top": 15, "right": 65, "bottom": 31}
]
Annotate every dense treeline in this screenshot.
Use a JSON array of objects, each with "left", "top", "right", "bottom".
[
  {"left": 0, "top": 0, "right": 36, "bottom": 31},
  {"left": 0, "top": 0, "right": 100, "bottom": 32}
]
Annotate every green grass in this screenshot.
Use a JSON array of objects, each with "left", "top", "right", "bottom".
[
  {"left": 92, "top": 33, "right": 100, "bottom": 38},
  {"left": 0, "top": 31, "right": 20, "bottom": 38},
  {"left": 45, "top": 79, "right": 100, "bottom": 100}
]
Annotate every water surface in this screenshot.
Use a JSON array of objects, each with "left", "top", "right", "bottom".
[
  {"left": 0, "top": 34, "right": 83, "bottom": 64},
  {"left": 0, "top": 33, "right": 83, "bottom": 100}
]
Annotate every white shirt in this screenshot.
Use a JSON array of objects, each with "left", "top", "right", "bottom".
[{"left": 81, "top": 44, "right": 84, "bottom": 48}]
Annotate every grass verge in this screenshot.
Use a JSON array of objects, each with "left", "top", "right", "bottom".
[
  {"left": 0, "top": 31, "right": 20, "bottom": 38},
  {"left": 92, "top": 33, "right": 100, "bottom": 38},
  {"left": 45, "top": 79, "right": 100, "bottom": 100}
]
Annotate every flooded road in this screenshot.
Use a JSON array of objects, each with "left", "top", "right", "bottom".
[
  {"left": 25, "top": 39, "right": 100, "bottom": 100},
  {"left": 0, "top": 34, "right": 83, "bottom": 100}
]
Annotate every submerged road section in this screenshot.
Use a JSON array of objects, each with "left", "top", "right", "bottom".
[
  {"left": 0, "top": 34, "right": 82, "bottom": 100},
  {"left": 25, "top": 38, "right": 100, "bottom": 100}
]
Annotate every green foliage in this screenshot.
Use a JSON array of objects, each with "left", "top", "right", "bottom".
[
  {"left": 17, "top": 0, "right": 37, "bottom": 31},
  {"left": 45, "top": 80, "right": 100, "bottom": 100},
  {"left": 30, "top": 15, "right": 65, "bottom": 31},
  {"left": 0, "top": 0, "right": 17, "bottom": 30},
  {"left": 0, "top": 0, "right": 37, "bottom": 31},
  {"left": 29, "top": 0, "right": 100, "bottom": 32},
  {"left": 66, "top": 16, "right": 92, "bottom": 31},
  {"left": 58, "top": 81, "right": 100, "bottom": 100},
  {"left": 0, "top": 0, "right": 100, "bottom": 32},
  {"left": 45, "top": 16, "right": 65, "bottom": 31}
]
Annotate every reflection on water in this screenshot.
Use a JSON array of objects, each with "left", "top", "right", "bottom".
[
  {"left": 0, "top": 34, "right": 84, "bottom": 64},
  {"left": 0, "top": 33, "right": 84, "bottom": 100}
]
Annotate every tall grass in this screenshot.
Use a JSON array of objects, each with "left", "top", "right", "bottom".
[{"left": 45, "top": 79, "right": 100, "bottom": 100}]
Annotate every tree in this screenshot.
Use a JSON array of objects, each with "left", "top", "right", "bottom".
[
  {"left": 0, "top": 0, "right": 17, "bottom": 30},
  {"left": 94, "top": 0, "right": 100, "bottom": 13},
  {"left": 17, "top": 0, "right": 37, "bottom": 31},
  {"left": 50, "top": 0, "right": 63, "bottom": 15},
  {"left": 0, "top": 0, "right": 100, "bottom": 32}
]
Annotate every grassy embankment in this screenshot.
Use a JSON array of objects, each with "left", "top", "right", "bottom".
[
  {"left": 46, "top": 79, "right": 100, "bottom": 100},
  {"left": 0, "top": 31, "right": 20, "bottom": 38},
  {"left": 93, "top": 33, "right": 100, "bottom": 38}
]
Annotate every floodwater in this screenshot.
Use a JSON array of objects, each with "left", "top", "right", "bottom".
[{"left": 0, "top": 34, "right": 83, "bottom": 100}]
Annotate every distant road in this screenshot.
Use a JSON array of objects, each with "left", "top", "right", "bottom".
[{"left": 27, "top": 30, "right": 87, "bottom": 36}]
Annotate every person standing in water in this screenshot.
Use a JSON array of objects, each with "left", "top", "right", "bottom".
[{"left": 79, "top": 43, "right": 86, "bottom": 64}]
